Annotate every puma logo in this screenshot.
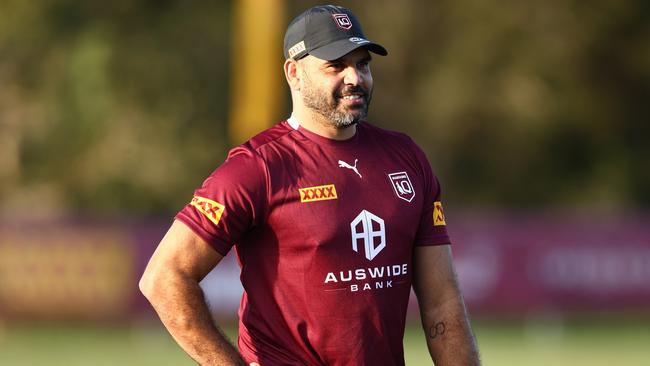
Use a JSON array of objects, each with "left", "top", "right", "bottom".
[{"left": 338, "top": 159, "right": 362, "bottom": 178}]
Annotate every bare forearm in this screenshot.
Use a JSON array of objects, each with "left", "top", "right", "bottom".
[
  {"left": 143, "top": 274, "right": 245, "bottom": 366},
  {"left": 421, "top": 297, "right": 480, "bottom": 366}
]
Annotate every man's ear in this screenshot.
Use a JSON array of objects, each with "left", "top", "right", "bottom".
[{"left": 284, "top": 58, "right": 301, "bottom": 91}]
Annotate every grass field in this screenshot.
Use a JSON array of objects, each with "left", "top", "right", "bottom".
[{"left": 0, "top": 319, "right": 647, "bottom": 365}]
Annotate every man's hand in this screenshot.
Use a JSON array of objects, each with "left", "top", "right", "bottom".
[
  {"left": 413, "top": 245, "right": 481, "bottom": 365},
  {"left": 140, "top": 220, "right": 247, "bottom": 366}
]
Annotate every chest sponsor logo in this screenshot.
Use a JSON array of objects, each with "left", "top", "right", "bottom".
[
  {"left": 433, "top": 201, "right": 446, "bottom": 226},
  {"left": 388, "top": 171, "right": 415, "bottom": 202},
  {"left": 299, "top": 184, "right": 338, "bottom": 203},
  {"left": 351, "top": 210, "right": 386, "bottom": 261},
  {"left": 322, "top": 209, "right": 408, "bottom": 293},
  {"left": 190, "top": 196, "right": 225, "bottom": 226}
]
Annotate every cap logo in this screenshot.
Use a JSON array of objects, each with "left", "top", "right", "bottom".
[
  {"left": 349, "top": 37, "right": 369, "bottom": 45},
  {"left": 332, "top": 13, "right": 352, "bottom": 29},
  {"left": 288, "top": 40, "right": 306, "bottom": 59}
]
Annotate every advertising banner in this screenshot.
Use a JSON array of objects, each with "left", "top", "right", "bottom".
[
  {"left": 450, "top": 213, "right": 650, "bottom": 314},
  {"left": 1, "top": 214, "right": 648, "bottom": 320}
]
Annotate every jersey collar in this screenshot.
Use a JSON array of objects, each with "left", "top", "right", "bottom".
[{"left": 287, "top": 114, "right": 300, "bottom": 130}]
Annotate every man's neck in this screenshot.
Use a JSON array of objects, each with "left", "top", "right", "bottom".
[{"left": 291, "top": 109, "right": 357, "bottom": 141}]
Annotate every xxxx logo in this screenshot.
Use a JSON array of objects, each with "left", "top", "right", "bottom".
[
  {"left": 191, "top": 196, "right": 225, "bottom": 226},
  {"left": 299, "top": 184, "right": 338, "bottom": 203},
  {"left": 433, "top": 201, "right": 446, "bottom": 226}
]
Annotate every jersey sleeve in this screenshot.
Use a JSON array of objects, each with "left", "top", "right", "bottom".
[
  {"left": 175, "top": 146, "right": 268, "bottom": 256},
  {"left": 411, "top": 141, "right": 452, "bottom": 247}
]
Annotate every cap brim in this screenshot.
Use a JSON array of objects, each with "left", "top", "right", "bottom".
[{"left": 309, "top": 38, "right": 388, "bottom": 61}]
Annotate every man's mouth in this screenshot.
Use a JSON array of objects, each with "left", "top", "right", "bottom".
[
  {"left": 342, "top": 94, "right": 364, "bottom": 101},
  {"left": 337, "top": 89, "right": 366, "bottom": 107}
]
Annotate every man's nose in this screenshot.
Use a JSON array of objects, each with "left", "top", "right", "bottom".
[{"left": 343, "top": 66, "right": 362, "bottom": 85}]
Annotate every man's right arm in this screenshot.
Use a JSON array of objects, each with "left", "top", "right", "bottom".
[{"left": 139, "top": 219, "right": 246, "bottom": 366}]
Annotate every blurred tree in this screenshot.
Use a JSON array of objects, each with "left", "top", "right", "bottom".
[
  {"left": 335, "top": 0, "right": 650, "bottom": 210},
  {"left": 1, "top": 0, "right": 232, "bottom": 215},
  {"left": 0, "top": 0, "right": 648, "bottom": 215}
]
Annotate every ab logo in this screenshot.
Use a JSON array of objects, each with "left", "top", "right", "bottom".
[{"left": 350, "top": 210, "right": 386, "bottom": 261}]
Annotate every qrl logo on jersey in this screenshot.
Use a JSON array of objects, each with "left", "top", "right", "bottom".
[
  {"left": 351, "top": 210, "right": 386, "bottom": 261},
  {"left": 191, "top": 196, "right": 225, "bottom": 226},
  {"left": 332, "top": 13, "right": 352, "bottom": 29},
  {"left": 388, "top": 172, "right": 415, "bottom": 202}
]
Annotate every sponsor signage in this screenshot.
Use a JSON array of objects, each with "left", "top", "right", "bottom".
[
  {"left": 0, "top": 223, "right": 135, "bottom": 320},
  {"left": 1, "top": 214, "right": 649, "bottom": 321},
  {"left": 449, "top": 214, "right": 650, "bottom": 314}
]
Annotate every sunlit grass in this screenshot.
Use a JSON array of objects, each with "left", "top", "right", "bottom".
[{"left": 0, "top": 319, "right": 647, "bottom": 365}]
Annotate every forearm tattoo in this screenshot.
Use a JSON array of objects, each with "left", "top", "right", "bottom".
[{"left": 428, "top": 321, "right": 446, "bottom": 340}]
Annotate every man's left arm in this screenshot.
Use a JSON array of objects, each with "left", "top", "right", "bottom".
[{"left": 412, "top": 244, "right": 481, "bottom": 365}]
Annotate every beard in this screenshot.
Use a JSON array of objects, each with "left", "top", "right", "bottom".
[{"left": 300, "top": 71, "right": 372, "bottom": 128}]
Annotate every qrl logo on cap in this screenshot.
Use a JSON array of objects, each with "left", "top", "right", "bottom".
[{"left": 332, "top": 13, "right": 352, "bottom": 29}]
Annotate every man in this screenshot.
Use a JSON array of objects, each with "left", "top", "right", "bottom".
[{"left": 140, "top": 5, "right": 480, "bottom": 366}]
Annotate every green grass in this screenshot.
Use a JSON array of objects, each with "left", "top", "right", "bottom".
[{"left": 0, "top": 319, "right": 647, "bottom": 365}]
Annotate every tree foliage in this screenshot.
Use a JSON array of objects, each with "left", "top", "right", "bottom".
[{"left": 1, "top": 0, "right": 647, "bottom": 214}]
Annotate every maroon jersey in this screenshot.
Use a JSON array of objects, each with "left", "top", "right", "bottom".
[{"left": 177, "top": 119, "right": 451, "bottom": 366}]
